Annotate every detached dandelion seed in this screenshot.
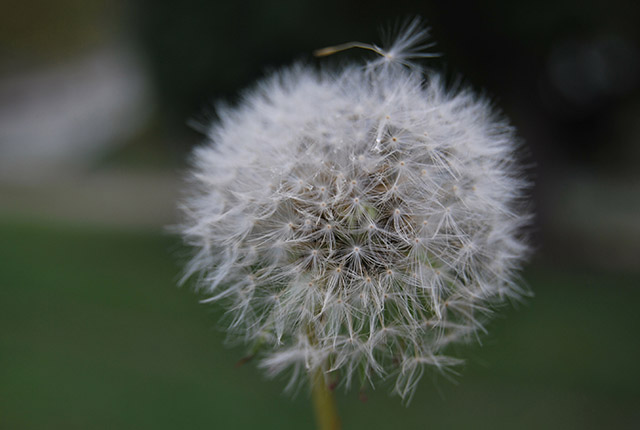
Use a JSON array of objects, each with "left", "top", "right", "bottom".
[{"left": 178, "top": 17, "right": 531, "bottom": 428}]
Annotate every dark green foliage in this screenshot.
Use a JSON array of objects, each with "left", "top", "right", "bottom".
[{"left": 1, "top": 219, "right": 638, "bottom": 429}]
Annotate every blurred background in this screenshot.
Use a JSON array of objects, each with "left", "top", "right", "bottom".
[{"left": 1, "top": 0, "right": 639, "bottom": 428}]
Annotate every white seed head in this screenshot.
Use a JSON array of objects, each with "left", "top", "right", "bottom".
[{"left": 179, "top": 19, "right": 531, "bottom": 401}]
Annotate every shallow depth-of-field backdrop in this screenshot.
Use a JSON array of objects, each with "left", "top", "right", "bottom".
[{"left": 2, "top": 1, "right": 639, "bottom": 429}]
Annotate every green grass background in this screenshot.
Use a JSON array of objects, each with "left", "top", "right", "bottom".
[{"left": 1, "top": 218, "right": 639, "bottom": 429}]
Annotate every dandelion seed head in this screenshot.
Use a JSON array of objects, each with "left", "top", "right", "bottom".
[{"left": 179, "top": 18, "right": 531, "bottom": 401}]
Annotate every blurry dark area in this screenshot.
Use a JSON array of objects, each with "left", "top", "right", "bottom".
[{"left": 1, "top": 1, "right": 639, "bottom": 429}]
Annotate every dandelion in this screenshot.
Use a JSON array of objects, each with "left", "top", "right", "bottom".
[{"left": 179, "top": 18, "right": 531, "bottom": 428}]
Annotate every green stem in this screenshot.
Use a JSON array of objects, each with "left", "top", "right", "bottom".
[{"left": 311, "top": 368, "right": 341, "bottom": 430}]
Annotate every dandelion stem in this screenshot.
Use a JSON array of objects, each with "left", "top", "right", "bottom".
[{"left": 311, "top": 368, "right": 341, "bottom": 430}]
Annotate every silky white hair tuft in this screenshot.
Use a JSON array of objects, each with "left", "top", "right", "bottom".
[{"left": 179, "top": 18, "right": 531, "bottom": 401}]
